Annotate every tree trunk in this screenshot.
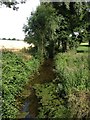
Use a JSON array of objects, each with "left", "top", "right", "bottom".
[
  {"left": 62, "top": 40, "right": 67, "bottom": 52},
  {"left": 57, "top": 39, "right": 60, "bottom": 50},
  {"left": 48, "top": 41, "right": 54, "bottom": 58}
]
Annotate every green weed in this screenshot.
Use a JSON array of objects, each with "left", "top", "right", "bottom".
[{"left": 2, "top": 50, "right": 40, "bottom": 118}]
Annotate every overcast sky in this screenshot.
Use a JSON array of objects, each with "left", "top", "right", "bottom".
[{"left": 0, "top": 0, "right": 40, "bottom": 40}]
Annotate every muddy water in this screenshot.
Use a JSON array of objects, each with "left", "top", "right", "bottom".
[{"left": 17, "top": 59, "right": 56, "bottom": 119}]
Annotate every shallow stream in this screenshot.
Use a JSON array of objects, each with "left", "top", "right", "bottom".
[{"left": 17, "top": 59, "right": 56, "bottom": 119}]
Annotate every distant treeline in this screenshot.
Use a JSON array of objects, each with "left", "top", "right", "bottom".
[{"left": 0, "top": 38, "right": 20, "bottom": 40}]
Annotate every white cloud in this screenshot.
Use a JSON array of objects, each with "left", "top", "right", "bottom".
[{"left": 0, "top": 0, "right": 40, "bottom": 39}]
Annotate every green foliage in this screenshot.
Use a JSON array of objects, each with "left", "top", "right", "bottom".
[
  {"left": 32, "top": 51, "right": 89, "bottom": 119},
  {"left": 0, "top": 0, "right": 27, "bottom": 10},
  {"left": 2, "top": 50, "right": 40, "bottom": 118},
  {"left": 34, "top": 83, "right": 69, "bottom": 118},
  {"left": 53, "top": 2, "right": 89, "bottom": 50},
  {"left": 57, "top": 15, "right": 69, "bottom": 52},
  {"left": 23, "top": 4, "right": 59, "bottom": 58},
  {"left": 55, "top": 52, "right": 89, "bottom": 92},
  {"left": 23, "top": 2, "right": 90, "bottom": 55},
  {"left": 55, "top": 51, "right": 90, "bottom": 118}
]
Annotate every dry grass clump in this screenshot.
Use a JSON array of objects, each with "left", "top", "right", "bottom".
[{"left": 68, "top": 90, "right": 90, "bottom": 118}]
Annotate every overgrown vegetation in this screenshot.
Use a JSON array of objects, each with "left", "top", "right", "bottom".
[
  {"left": 55, "top": 52, "right": 90, "bottom": 118},
  {"left": 34, "top": 52, "right": 90, "bottom": 119},
  {"left": 1, "top": 1, "right": 90, "bottom": 119},
  {"left": 24, "top": 2, "right": 90, "bottom": 56},
  {"left": 27, "top": 3, "right": 89, "bottom": 118},
  {"left": 2, "top": 50, "right": 40, "bottom": 118}
]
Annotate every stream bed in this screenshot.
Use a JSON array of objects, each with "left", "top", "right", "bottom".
[{"left": 17, "top": 59, "right": 56, "bottom": 119}]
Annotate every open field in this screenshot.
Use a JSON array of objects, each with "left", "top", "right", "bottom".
[
  {"left": 77, "top": 42, "right": 89, "bottom": 52},
  {"left": 80, "top": 43, "right": 89, "bottom": 46},
  {"left": 0, "top": 40, "right": 33, "bottom": 51}
]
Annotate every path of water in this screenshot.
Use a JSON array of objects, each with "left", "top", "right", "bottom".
[{"left": 17, "top": 59, "right": 56, "bottom": 119}]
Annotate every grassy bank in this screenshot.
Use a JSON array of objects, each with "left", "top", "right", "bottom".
[
  {"left": 55, "top": 51, "right": 89, "bottom": 92},
  {"left": 2, "top": 50, "right": 40, "bottom": 118},
  {"left": 2, "top": 49, "right": 90, "bottom": 119},
  {"left": 55, "top": 51, "right": 90, "bottom": 118},
  {"left": 34, "top": 51, "right": 90, "bottom": 119}
]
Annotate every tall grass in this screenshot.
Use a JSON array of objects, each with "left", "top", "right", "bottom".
[
  {"left": 55, "top": 52, "right": 89, "bottom": 93},
  {"left": 55, "top": 51, "right": 90, "bottom": 118}
]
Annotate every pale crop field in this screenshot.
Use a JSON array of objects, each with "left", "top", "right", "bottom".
[{"left": 0, "top": 40, "right": 33, "bottom": 50}]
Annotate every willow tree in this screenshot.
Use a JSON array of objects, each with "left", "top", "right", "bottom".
[{"left": 23, "top": 3, "right": 58, "bottom": 58}]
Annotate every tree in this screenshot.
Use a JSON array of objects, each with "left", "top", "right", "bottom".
[
  {"left": 86, "top": 2, "right": 90, "bottom": 46},
  {"left": 8, "top": 38, "right": 11, "bottom": 40},
  {"left": 56, "top": 15, "right": 69, "bottom": 52},
  {"left": 0, "top": 0, "right": 27, "bottom": 10},
  {"left": 52, "top": 2, "right": 90, "bottom": 50},
  {"left": 12, "top": 38, "right": 16, "bottom": 40},
  {"left": 23, "top": 3, "right": 58, "bottom": 58},
  {"left": 52, "top": 2, "right": 69, "bottom": 52},
  {"left": 23, "top": 2, "right": 89, "bottom": 56},
  {"left": 68, "top": 2, "right": 90, "bottom": 47},
  {"left": 2, "top": 38, "right": 6, "bottom": 40}
]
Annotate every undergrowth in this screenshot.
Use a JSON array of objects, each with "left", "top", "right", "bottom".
[
  {"left": 34, "top": 51, "right": 90, "bottom": 119},
  {"left": 2, "top": 50, "right": 40, "bottom": 118},
  {"left": 55, "top": 51, "right": 90, "bottom": 118}
]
